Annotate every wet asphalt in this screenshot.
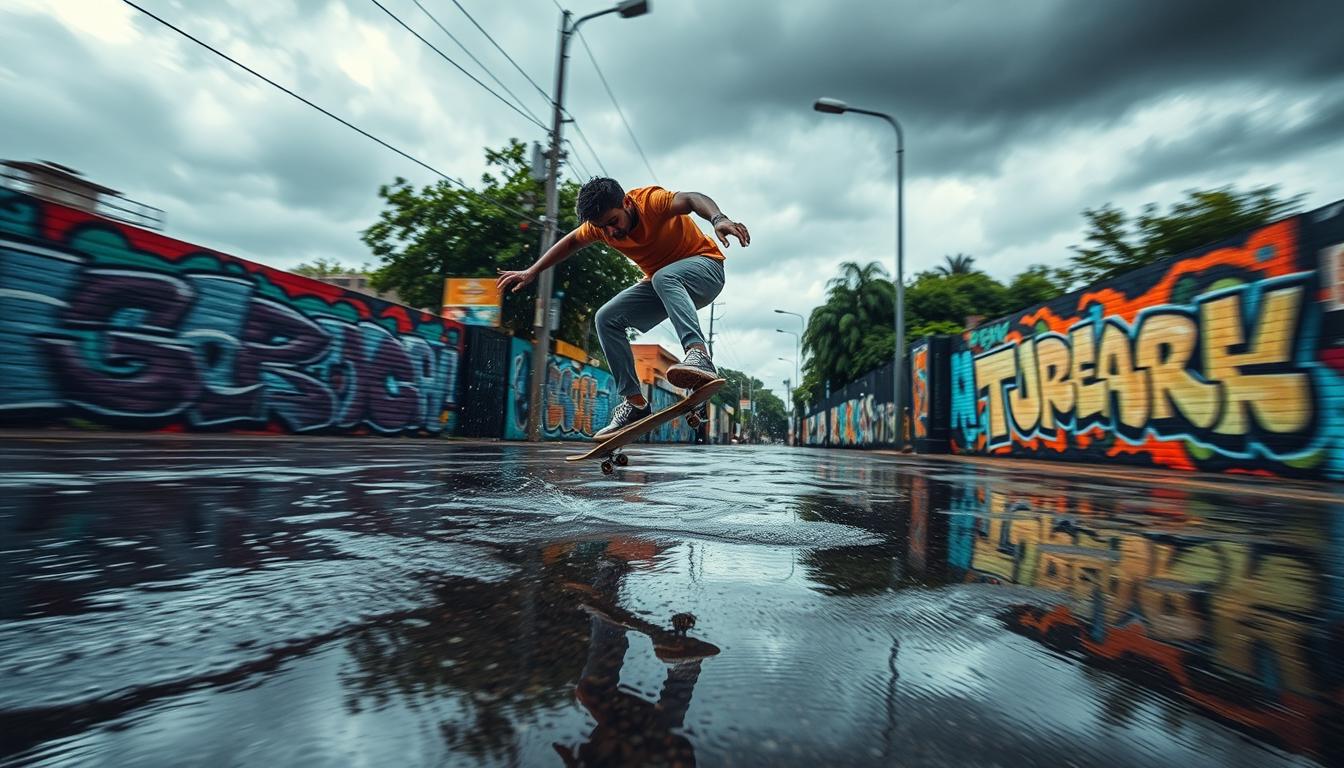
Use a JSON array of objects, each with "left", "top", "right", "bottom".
[{"left": 0, "top": 436, "right": 1340, "bottom": 767}]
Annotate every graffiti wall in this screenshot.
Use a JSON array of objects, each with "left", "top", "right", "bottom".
[
  {"left": 911, "top": 340, "right": 930, "bottom": 440},
  {"left": 950, "top": 202, "right": 1344, "bottom": 479},
  {"left": 505, "top": 338, "right": 619, "bottom": 441},
  {"left": 945, "top": 479, "right": 1343, "bottom": 760},
  {"left": 503, "top": 339, "right": 701, "bottom": 443},
  {"left": 648, "top": 382, "right": 695, "bottom": 443},
  {"left": 800, "top": 360, "right": 903, "bottom": 447},
  {"left": 0, "top": 190, "right": 464, "bottom": 436}
]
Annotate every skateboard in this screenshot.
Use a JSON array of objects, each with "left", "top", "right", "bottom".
[{"left": 566, "top": 378, "right": 726, "bottom": 474}]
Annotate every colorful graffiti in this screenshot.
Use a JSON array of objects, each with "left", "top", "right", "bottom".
[
  {"left": 950, "top": 205, "right": 1344, "bottom": 479},
  {"left": 911, "top": 341, "right": 930, "bottom": 440},
  {"left": 801, "top": 361, "right": 902, "bottom": 447},
  {"left": 505, "top": 338, "right": 618, "bottom": 441},
  {"left": 0, "top": 190, "right": 463, "bottom": 435},
  {"left": 944, "top": 480, "right": 1343, "bottom": 760},
  {"left": 648, "top": 383, "right": 695, "bottom": 443}
]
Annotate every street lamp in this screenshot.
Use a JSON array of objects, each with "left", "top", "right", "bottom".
[
  {"left": 776, "top": 328, "right": 800, "bottom": 446},
  {"left": 528, "top": 1, "right": 652, "bottom": 441},
  {"left": 812, "top": 96, "right": 906, "bottom": 451}
]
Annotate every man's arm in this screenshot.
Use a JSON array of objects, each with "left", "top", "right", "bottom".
[
  {"left": 670, "top": 191, "right": 750, "bottom": 248},
  {"left": 496, "top": 229, "right": 589, "bottom": 293}
]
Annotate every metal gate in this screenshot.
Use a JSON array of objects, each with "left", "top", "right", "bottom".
[{"left": 456, "top": 326, "right": 509, "bottom": 438}]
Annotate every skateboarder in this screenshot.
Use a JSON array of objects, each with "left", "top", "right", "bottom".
[{"left": 497, "top": 177, "right": 750, "bottom": 439}]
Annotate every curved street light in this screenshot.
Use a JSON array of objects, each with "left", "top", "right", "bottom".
[{"left": 812, "top": 96, "right": 906, "bottom": 450}]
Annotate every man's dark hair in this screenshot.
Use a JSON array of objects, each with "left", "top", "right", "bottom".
[{"left": 576, "top": 177, "right": 625, "bottom": 222}]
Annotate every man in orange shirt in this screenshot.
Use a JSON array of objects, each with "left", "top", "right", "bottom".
[{"left": 498, "top": 177, "right": 750, "bottom": 438}]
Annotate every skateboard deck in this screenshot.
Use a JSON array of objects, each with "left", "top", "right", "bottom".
[{"left": 567, "top": 378, "right": 725, "bottom": 473}]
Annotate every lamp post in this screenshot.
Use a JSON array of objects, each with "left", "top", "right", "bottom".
[
  {"left": 527, "top": 0, "right": 651, "bottom": 441},
  {"left": 776, "top": 329, "right": 799, "bottom": 444},
  {"left": 812, "top": 97, "right": 906, "bottom": 450}
]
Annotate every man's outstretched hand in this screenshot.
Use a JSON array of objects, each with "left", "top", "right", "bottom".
[
  {"left": 714, "top": 219, "right": 751, "bottom": 249},
  {"left": 496, "top": 268, "right": 537, "bottom": 293}
]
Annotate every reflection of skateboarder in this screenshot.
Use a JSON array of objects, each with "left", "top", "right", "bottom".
[
  {"left": 555, "top": 557, "right": 718, "bottom": 767},
  {"left": 498, "top": 178, "right": 750, "bottom": 439}
]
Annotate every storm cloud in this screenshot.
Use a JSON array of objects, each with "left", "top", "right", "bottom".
[{"left": 3, "top": 0, "right": 1342, "bottom": 389}]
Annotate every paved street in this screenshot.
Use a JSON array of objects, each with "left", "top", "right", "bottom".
[{"left": 1, "top": 436, "right": 1340, "bottom": 767}]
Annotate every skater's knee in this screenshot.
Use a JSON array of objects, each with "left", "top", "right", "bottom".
[{"left": 595, "top": 303, "right": 622, "bottom": 330}]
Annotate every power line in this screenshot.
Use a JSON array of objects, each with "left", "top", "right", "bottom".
[
  {"left": 410, "top": 0, "right": 547, "bottom": 126},
  {"left": 367, "top": 0, "right": 547, "bottom": 132},
  {"left": 449, "top": 0, "right": 552, "bottom": 105},
  {"left": 576, "top": 29, "right": 659, "bottom": 184},
  {"left": 563, "top": 140, "right": 593, "bottom": 180},
  {"left": 569, "top": 120, "right": 609, "bottom": 177},
  {"left": 121, "top": 0, "right": 542, "bottom": 226}
]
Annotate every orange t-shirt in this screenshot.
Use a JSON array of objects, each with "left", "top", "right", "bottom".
[{"left": 574, "top": 186, "right": 724, "bottom": 278}]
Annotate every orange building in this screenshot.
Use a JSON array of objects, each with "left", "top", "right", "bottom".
[{"left": 631, "top": 344, "right": 683, "bottom": 389}]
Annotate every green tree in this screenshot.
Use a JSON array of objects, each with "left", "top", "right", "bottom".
[
  {"left": 1005, "top": 264, "right": 1066, "bottom": 309},
  {"left": 710, "top": 367, "right": 788, "bottom": 442},
  {"left": 1065, "top": 185, "right": 1303, "bottom": 287},
  {"left": 293, "top": 257, "right": 362, "bottom": 277},
  {"left": 800, "top": 261, "right": 894, "bottom": 404},
  {"left": 361, "top": 140, "right": 641, "bottom": 348},
  {"left": 905, "top": 270, "right": 1010, "bottom": 329},
  {"left": 934, "top": 252, "right": 977, "bottom": 276}
]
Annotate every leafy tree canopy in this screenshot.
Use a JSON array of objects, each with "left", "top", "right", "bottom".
[{"left": 361, "top": 140, "right": 641, "bottom": 348}]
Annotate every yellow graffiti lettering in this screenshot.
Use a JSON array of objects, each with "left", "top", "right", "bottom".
[
  {"left": 974, "top": 346, "right": 1018, "bottom": 440},
  {"left": 1135, "top": 313, "right": 1217, "bottom": 427},
  {"left": 1201, "top": 286, "right": 1310, "bottom": 434},
  {"left": 1095, "top": 323, "right": 1149, "bottom": 429},
  {"left": 1068, "top": 325, "right": 1108, "bottom": 422},
  {"left": 1007, "top": 339, "right": 1042, "bottom": 434},
  {"left": 1035, "top": 335, "right": 1072, "bottom": 431}
]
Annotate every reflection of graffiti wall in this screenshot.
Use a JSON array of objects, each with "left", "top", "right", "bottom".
[
  {"left": 505, "top": 338, "right": 618, "bottom": 441},
  {"left": 950, "top": 203, "right": 1344, "bottom": 479},
  {"left": 944, "top": 480, "right": 1342, "bottom": 760},
  {"left": 0, "top": 190, "right": 463, "bottom": 436}
]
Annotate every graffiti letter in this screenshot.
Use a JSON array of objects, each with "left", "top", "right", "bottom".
[
  {"left": 1095, "top": 321, "right": 1149, "bottom": 434},
  {"left": 1034, "top": 334, "right": 1072, "bottom": 432},
  {"left": 1068, "top": 324, "right": 1108, "bottom": 426},
  {"left": 1007, "top": 339, "right": 1042, "bottom": 435},
  {"left": 46, "top": 269, "right": 201, "bottom": 417},
  {"left": 1135, "top": 312, "right": 1217, "bottom": 428},
  {"left": 1201, "top": 285, "right": 1311, "bottom": 435},
  {"left": 975, "top": 346, "right": 1017, "bottom": 444}
]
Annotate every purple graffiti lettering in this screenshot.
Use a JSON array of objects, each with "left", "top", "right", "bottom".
[{"left": 45, "top": 269, "right": 201, "bottom": 417}]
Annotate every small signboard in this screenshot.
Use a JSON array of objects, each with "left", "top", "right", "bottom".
[{"left": 442, "top": 277, "right": 501, "bottom": 326}]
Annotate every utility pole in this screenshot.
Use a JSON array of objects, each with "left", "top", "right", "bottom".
[
  {"left": 706, "top": 301, "right": 723, "bottom": 358},
  {"left": 526, "top": 1, "right": 651, "bottom": 442}
]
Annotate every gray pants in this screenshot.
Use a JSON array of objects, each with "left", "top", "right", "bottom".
[{"left": 595, "top": 255, "right": 724, "bottom": 397}]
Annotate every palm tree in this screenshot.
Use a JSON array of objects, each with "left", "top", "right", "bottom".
[
  {"left": 802, "top": 261, "right": 894, "bottom": 399},
  {"left": 935, "top": 253, "right": 977, "bottom": 276}
]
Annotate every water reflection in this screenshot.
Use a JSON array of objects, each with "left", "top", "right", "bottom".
[{"left": 941, "top": 473, "right": 1344, "bottom": 762}]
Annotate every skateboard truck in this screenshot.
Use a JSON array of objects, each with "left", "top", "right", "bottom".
[{"left": 600, "top": 451, "right": 630, "bottom": 475}]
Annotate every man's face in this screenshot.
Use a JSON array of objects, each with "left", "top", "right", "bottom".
[{"left": 594, "top": 204, "right": 634, "bottom": 239}]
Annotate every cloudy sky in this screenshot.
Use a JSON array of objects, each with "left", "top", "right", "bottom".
[{"left": 5, "top": 0, "right": 1343, "bottom": 395}]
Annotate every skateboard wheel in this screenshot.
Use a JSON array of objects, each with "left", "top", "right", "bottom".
[
  {"left": 687, "top": 415, "right": 702, "bottom": 429},
  {"left": 615, "top": 453, "right": 629, "bottom": 466},
  {"left": 601, "top": 459, "right": 615, "bottom": 475}
]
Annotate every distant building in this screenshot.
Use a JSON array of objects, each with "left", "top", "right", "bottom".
[
  {"left": 631, "top": 343, "right": 683, "bottom": 389},
  {"left": 0, "top": 159, "right": 163, "bottom": 230},
  {"left": 307, "top": 273, "right": 408, "bottom": 305}
]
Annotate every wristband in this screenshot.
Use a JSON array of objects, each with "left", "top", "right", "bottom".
[{"left": 710, "top": 213, "right": 730, "bottom": 225}]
